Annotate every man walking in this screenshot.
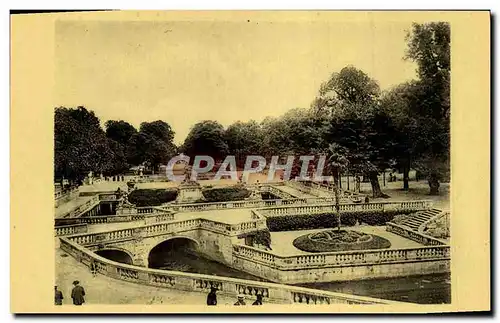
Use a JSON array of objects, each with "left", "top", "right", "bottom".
[
  {"left": 71, "top": 280, "right": 86, "bottom": 305},
  {"left": 54, "top": 286, "right": 63, "bottom": 305}
]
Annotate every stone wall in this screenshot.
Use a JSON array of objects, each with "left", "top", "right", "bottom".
[{"left": 233, "top": 254, "right": 450, "bottom": 284}]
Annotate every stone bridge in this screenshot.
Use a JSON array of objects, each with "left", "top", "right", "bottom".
[{"left": 66, "top": 215, "right": 267, "bottom": 269}]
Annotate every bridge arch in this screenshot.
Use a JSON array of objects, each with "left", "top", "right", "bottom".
[
  {"left": 94, "top": 248, "right": 134, "bottom": 265},
  {"left": 147, "top": 236, "right": 200, "bottom": 269}
]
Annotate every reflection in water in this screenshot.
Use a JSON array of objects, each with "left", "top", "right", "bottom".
[
  {"left": 149, "top": 249, "right": 268, "bottom": 282},
  {"left": 299, "top": 273, "right": 451, "bottom": 304},
  {"left": 95, "top": 249, "right": 133, "bottom": 265},
  {"left": 149, "top": 244, "right": 450, "bottom": 304}
]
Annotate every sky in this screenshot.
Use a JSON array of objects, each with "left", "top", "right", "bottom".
[{"left": 54, "top": 18, "right": 417, "bottom": 144}]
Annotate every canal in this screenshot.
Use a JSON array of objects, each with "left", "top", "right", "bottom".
[{"left": 147, "top": 245, "right": 451, "bottom": 304}]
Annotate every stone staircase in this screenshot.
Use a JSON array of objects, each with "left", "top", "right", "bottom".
[{"left": 400, "top": 208, "right": 442, "bottom": 231}]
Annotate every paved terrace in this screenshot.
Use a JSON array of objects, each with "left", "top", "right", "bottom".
[
  {"left": 274, "top": 185, "right": 317, "bottom": 198},
  {"left": 55, "top": 247, "right": 238, "bottom": 305}
]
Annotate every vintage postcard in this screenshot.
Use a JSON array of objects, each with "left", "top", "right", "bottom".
[{"left": 10, "top": 10, "right": 490, "bottom": 313}]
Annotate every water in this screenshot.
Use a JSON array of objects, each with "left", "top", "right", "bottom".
[
  {"left": 149, "top": 248, "right": 268, "bottom": 282},
  {"left": 299, "top": 273, "right": 451, "bottom": 304},
  {"left": 149, "top": 248, "right": 451, "bottom": 304}
]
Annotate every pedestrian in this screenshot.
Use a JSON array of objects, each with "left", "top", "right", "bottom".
[
  {"left": 252, "top": 294, "right": 263, "bottom": 305},
  {"left": 71, "top": 280, "right": 86, "bottom": 305},
  {"left": 54, "top": 285, "right": 63, "bottom": 305},
  {"left": 233, "top": 294, "right": 246, "bottom": 306},
  {"left": 90, "top": 261, "right": 97, "bottom": 277},
  {"left": 206, "top": 287, "right": 218, "bottom": 306}
]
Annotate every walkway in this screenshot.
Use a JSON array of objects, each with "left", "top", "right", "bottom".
[
  {"left": 269, "top": 226, "right": 425, "bottom": 256},
  {"left": 55, "top": 247, "right": 239, "bottom": 305},
  {"left": 55, "top": 196, "right": 94, "bottom": 219},
  {"left": 175, "top": 209, "right": 255, "bottom": 224},
  {"left": 274, "top": 185, "right": 316, "bottom": 198}
]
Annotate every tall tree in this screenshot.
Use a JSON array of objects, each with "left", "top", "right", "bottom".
[
  {"left": 105, "top": 120, "right": 137, "bottom": 146},
  {"left": 314, "top": 66, "right": 388, "bottom": 197},
  {"left": 225, "top": 120, "right": 264, "bottom": 167},
  {"left": 105, "top": 120, "right": 138, "bottom": 175},
  {"left": 405, "top": 22, "right": 450, "bottom": 194},
  {"left": 182, "top": 120, "right": 229, "bottom": 161},
  {"left": 127, "top": 120, "right": 177, "bottom": 172},
  {"left": 55, "top": 106, "right": 113, "bottom": 183}
]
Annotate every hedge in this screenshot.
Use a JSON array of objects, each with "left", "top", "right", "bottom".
[
  {"left": 237, "top": 229, "right": 272, "bottom": 249},
  {"left": 128, "top": 189, "right": 178, "bottom": 207},
  {"left": 202, "top": 186, "right": 251, "bottom": 202},
  {"left": 266, "top": 210, "right": 417, "bottom": 232},
  {"left": 293, "top": 230, "right": 391, "bottom": 252}
]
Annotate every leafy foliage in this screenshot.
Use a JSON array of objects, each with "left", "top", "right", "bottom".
[
  {"left": 201, "top": 186, "right": 251, "bottom": 202},
  {"left": 237, "top": 229, "right": 272, "bottom": 249},
  {"left": 55, "top": 106, "right": 114, "bottom": 182},
  {"left": 182, "top": 120, "right": 228, "bottom": 160},
  {"left": 266, "top": 210, "right": 416, "bottom": 232},
  {"left": 128, "top": 189, "right": 178, "bottom": 207}
]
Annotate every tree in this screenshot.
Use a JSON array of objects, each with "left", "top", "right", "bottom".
[
  {"left": 55, "top": 106, "right": 114, "bottom": 183},
  {"left": 325, "top": 143, "right": 349, "bottom": 231},
  {"left": 127, "top": 120, "right": 177, "bottom": 172},
  {"left": 105, "top": 120, "right": 138, "bottom": 175},
  {"left": 313, "top": 66, "right": 388, "bottom": 197},
  {"left": 225, "top": 120, "right": 264, "bottom": 167},
  {"left": 182, "top": 120, "right": 229, "bottom": 161},
  {"left": 380, "top": 82, "right": 420, "bottom": 191},
  {"left": 105, "top": 120, "right": 137, "bottom": 146},
  {"left": 405, "top": 22, "right": 450, "bottom": 194}
]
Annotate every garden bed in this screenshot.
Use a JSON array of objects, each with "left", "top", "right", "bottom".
[
  {"left": 201, "top": 185, "right": 251, "bottom": 202},
  {"left": 266, "top": 210, "right": 417, "bottom": 232},
  {"left": 128, "top": 189, "right": 178, "bottom": 207},
  {"left": 293, "top": 229, "right": 391, "bottom": 252}
]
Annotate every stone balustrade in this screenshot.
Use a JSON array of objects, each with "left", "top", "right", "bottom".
[
  {"left": 260, "top": 200, "right": 433, "bottom": 218},
  {"left": 417, "top": 211, "right": 449, "bottom": 233},
  {"left": 232, "top": 244, "right": 450, "bottom": 270},
  {"left": 59, "top": 236, "right": 399, "bottom": 305},
  {"left": 65, "top": 216, "right": 267, "bottom": 247},
  {"left": 54, "top": 212, "right": 175, "bottom": 227},
  {"left": 386, "top": 222, "right": 447, "bottom": 246},
  {"left": 99, "top": 193, "right": 118, "bottom": 201},
  {"left": 59, "top": 195, "right": 101, "bottom": 219},
  {"left": 55, "top": 224, "right": 88, "bottom": 236},
  {"left": 163, "top": 197, "right": 367, "bottom": 214}
]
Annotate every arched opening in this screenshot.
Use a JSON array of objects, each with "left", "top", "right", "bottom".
[
  {"left": 95, "top": 249, "right": 133, "bottom": 265},
  {"left": 148, "top": 237, "right": 199, "bottom": 269},
  {"left": 146, "top": 237, "right": 268, "bottom": 282}
]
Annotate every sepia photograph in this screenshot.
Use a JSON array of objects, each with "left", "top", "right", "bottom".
[{"left": 10, "top": 10, "right": 490, "bottom": 313}]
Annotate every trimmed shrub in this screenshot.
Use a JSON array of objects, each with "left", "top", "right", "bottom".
[
  {"left": 293, "top": 230, "right": 391, "bottom": 252},
  {"left": 237, "top": 229, "right": 272, "bottom": 249},
  {"left": 202, "top": 186, "right": 251, "bottom": 202},
  {"left": 267, "top": 213, "right": 342, "bottom": 232},
  {"left": 267, "top": 210, "right": 418, "bottom": 232},
  {"left": 128, "top": 189, "right": 178, "bottom": 207}
]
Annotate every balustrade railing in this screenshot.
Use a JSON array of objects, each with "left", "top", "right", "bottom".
[
  {"left": 232, "top": 243, "right": 449, "bottom": 270},
  {"left": 55, "top": 224, "right": 88, "bottom": 236},
  {"left": 59, "top": 236, "right": 399, "bottom": 305},
  {"left": 64, "top": 215, "right": 266, "bottom": 246},
  {"left": 58, "top": 195, "right": 100, "bottom": 219},
  {"left": 54, "top": 211, "right": 175, "bottom": 227},
  {"left": 386, "top": 222, "right": 447, "bottom": 246},
  {"left": 260, "top": 200, "right": 433, "bottom": 217}
]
